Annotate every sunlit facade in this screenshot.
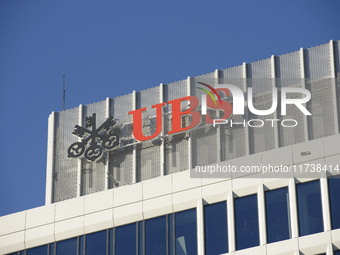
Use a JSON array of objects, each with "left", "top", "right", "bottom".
[{"left": 1, "top": 40, "right": 340, "bottom": 255}]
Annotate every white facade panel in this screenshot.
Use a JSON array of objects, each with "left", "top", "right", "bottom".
[
  {"left": 83, "top": 189, "right": 114, "bottom": 215},
  {"left": 113, "top": 202, "right": 143, "bottom": 227},
  {"left": 112, "top": 182, "right": 142, "bottom": 207},
  {"left": 54, "top": 217, "right": 84, "bottom": 241},
  {"left": 25, "top": 204, "right": 55, "bottom": 229},
  {"left": 83, "top": 209, "right": 114, "bottom": 234},
  {"left": 55, "top": 196, "right": 84, "bottom": 222},
  {"left": 0, "top": 211, "right": 26, "bottom": 236},
  {"left": 142, "top": 174, "right": 172, "bottom": 200},
  {"left": 25, "top": 224, "right": 55, "bottom": 249}
]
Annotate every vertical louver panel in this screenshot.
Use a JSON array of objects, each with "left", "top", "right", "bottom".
[
  {"left": 136, "top": 87, "right": 161, "bottom": 181},
  {"left": 109, "top": 147, "right": 133, "bottom": 188},
  {"left": 305, "top": 43, "right": 331, "bottom": 78},
  {"left": 219, "top": 65, "right": 244, "bottom": 90},
  {"left": 136, "top": 141, "right": 161, "bottom": 181},
  {"left": 191, "top": 72, "right": 218, "bottom": 167},
  {"left": 306, "top": 78, "right": 335, "bottom": 139},
  {"left": 192, "top": 119, "right": 218, "bottom": 167},
  {"left": 276, "top": 51, "right": 306, "bottom": 146},
  {"left": 81, "top": 100, "right": 106, "bottom": 196},
  {"left": 53, "top": 107, "right": 79, "bottom": 202},
  {"left": 111, "top": 93, "right": 133, "bottom": 123},
  {"left": 219, "top": 64, "right": 246, "bottom": 160},
  {"left": 164, "top": 79, "right": 189, "bottom": 174},
  {"left": 305, "top": 44, "right": 335, "bottom": 139},
  {"left": 247, "top": 58, "right": 276, "bottom": 154},
  {"left": 334, "top": 41, "right": 340, "bottom": 133},
  {"left": 109, "top": 93, "right": 134, "bottom": 188},
  {"left": 191, "top": 71, "right": 215, "bottom": 98}
]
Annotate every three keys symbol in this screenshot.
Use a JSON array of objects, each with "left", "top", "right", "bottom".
[{"left": 68, "top": 113, "right": 119, "bottom": 162}]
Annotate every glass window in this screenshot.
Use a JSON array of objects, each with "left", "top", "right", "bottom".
[
  {"left": 265, "top": 187, "right": 291, "bottom": 243},
  {"left": 86, "top": 230, "right": 106, "bottom": 255},
  {"left": 108, "top": 229, "right": 113, "bottom": 255},
  {"left": 115, "top": 223, "right": 136, "bottom": 255},
  {"left": 175, "top": 209, "right": 197, "bottom": 255},
  {"left": 328, "top": 176, "right": 340, "bottom": 229},
  {"left": 49, "top": 243, "right": 55, "bottom": 255},
  {"left": 204, "top": 201, "right": 228, "bottom": 255},
  {"left": 335, "top": 251, "right": 340, "bottom": 255},
  {"left": 26, "top": 245, "right": 48, "bottom": 255},
  {"left": 168, "top": 214, "right": 173, "bottom": 255},
  {"left": 296, "top": 180, "right": 323, "bottom": 236},
  {"left": 56, "top": 237, "right": 77, "bottom": 255},
  {"left": 234, "top": 194, "right": 259, "bottom": 250},
  {"left": 79, "top": 236, "right": 84, "bottom": 255},
  {"left": 20, "top": 251, "right": 25, "bottom": 255},
  {"left": 138, "top": 221, "right": 144, "bottom": 255},
  {"left": 145, "top": 216, "right": 166, "bottom": 255},
  {"left": 6, "top": 253, "right": 18, "bottom": 255}
]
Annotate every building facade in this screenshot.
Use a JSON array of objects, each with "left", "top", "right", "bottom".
[{"left": 0, "top": 40, "right": 340, "bottom": 255}]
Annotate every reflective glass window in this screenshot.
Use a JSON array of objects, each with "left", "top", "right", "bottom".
[
  {"left": 235, "top": 194, "right": 259, "bottom": 250},
  {"left": 26, "top": 244, "right": 48, "bottom": 255},
  {"left": 79, "top": 236, "right": 84, "bottom": 255},
  {"left": 145, "top": 216, "right": 166, "bottom": 255},
  {"left": 175, "top": 208, "right": 197, "bottom": 255},
  {"left": 335, "top": 251, "right": 340, "bottom": 255},
  {"left": 20, "top": 251, "right": 25, "bottom": 255},
  {"left": 6, "top": 253, "right": 17, "bottom": 255},
  {"left": 108, "top": 229, "right": 113, "bottom": 255},
  {"left": 115, "top": 223, "right": 136, "bottom": 255},
  {"left": 328, "top": 177, "right": 340, "bottom": 229},
  {"left": 56, "top": 237, "right": 77, "bottom": 255},
  {"left": 168, "top": 214, "right": 173, "bottom": 255},
  {"left": 265, "top": 187, "right": 291, "bottom": 243},
  {"left": 49, "top": 243, "right": 55, "bottom": 255},
  {"left": 86, "top": 230, "right": 106, "bottom": 255},
  {"left": 297, "top": 180, "right": 323, "bottom": 236},
  {"left": 204, "top": 201, "right": 228, "bottom": 255},
  {"left": 138, "top": 221, "right": 144, "bottom": 255}
]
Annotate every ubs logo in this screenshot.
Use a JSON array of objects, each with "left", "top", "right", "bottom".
[{"left": 67, "top": 113, "right": 119, "bottom": 162}]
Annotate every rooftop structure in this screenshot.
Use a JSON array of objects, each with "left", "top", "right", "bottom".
[{"left": 0, "top": 40, "right": 340, "bottom": 255}]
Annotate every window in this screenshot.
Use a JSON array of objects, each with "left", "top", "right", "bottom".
[
  {"left": 86, "top": 230, "right": 106, "bottom": 255},
  {"left": 50, "top": 243, "right": 55, "bottom": 255},
  {"left": 168, "top": 214, "right": 174, "bottom": 255},
  {"left": 265, "top": 187, "right": 291, "bottom": 243},
  {"left": 56, "top": 238, "right": 77, "bottom": 255},
  {"left": 175, "top": 208, "right": 197, "bottom": 255},
  {"left": 79, "top": 236, "right": 84, "bottom": 255},
  {"left": 328, "top": 176, "right": 340, "bottom": 229},
  {"left": 145, "top": 216, "right": 167, "bottom": 255},
  {"left": 138, "top": 221, "right": 144, "bottom": 255},
  {"left": 26, "top": 245, "right": 48, "bottom": 255},
  {"left": 234, "top": 194, "right": 259, "bottom": 250},
  {"left": 204, "top": 201, "right": 228, "bottom": 254},
  {"left": 6, "top": 208, "right": 198, "bottom": 255},
  {"left": 108, "top": 229, "right": 113, "bottom": 255},
  {"left": 115, "top": 223, "right": 136, "bottom": 255},
  {"left": 296, "top": 180, "right": 323, "bottom": 236}
]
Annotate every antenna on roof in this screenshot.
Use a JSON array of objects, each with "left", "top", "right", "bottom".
[{"left": 63, "top": 68, "right": 65, "bottom": 111}]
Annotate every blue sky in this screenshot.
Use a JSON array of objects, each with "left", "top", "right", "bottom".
[{"left": 0, "top": 0, "right": 339, "bottom": 216}]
